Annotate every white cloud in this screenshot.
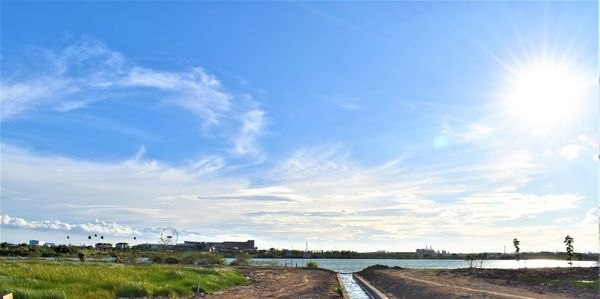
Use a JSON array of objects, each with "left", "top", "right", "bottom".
[
  {"left": 232, "top": 109, "right": 266, "bottom": 155},
  {"left": 133, "top": 145, "right": 146, "bottom": 161},
  {"left": 0, "top": 38, "right": 231, "bottom": 124},
  {"left": 578, "top": 135, "right": 598, "bottom": 148},
  {"left": 339, "top": 103, "right": 360, "bottom": 110},
  {"left": 1, "top": 37, "right": 269, "bottom": 157},
  {"left": 0, "top": 142, "right": 592, "bottom": 251},
  {"left": 559, "top": 144, "right": 582, "bottom": 160},
  {"left": 458, "top": 123, "right": 495, "bottom": 142},
  {"left": 1, "top": 214, "right": 141, "bottom": 236}
]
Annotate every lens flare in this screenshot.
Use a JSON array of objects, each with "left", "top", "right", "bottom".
[{"left": 503, "top": 60, "right": 588, "bottom": 129}]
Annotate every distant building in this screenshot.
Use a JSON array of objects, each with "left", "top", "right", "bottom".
[
  {"left": 115, "top": 242, "right": 130, "bottom": 250},
  {"left": 29, "top": 240, "right": 45, "bottom": 246},
  {"left": 223, "top": 240, "right": 256, "bottom": 250},
  {"left": 95, "top": 243, "right": 112, "bottom": 251},
  {"left": 181, "top": 240, "right": 256, "bottom": 252},
  {"left": 416, "top": 245, "right": 436, "bottom": 257},
  {"left": 44, "top": 243, "right": 56, "bottom": 248}
]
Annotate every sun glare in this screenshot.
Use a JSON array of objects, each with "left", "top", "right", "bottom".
[{"left": 504, "top": 60, "right": 587, "bottom": 129}]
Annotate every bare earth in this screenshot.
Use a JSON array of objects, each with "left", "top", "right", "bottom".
[
  {"left": 206, "top": 266, "right": 342, "bottom": 299},
  {"left": 357, "top": 266, "right": 599, "bottom": 299}
]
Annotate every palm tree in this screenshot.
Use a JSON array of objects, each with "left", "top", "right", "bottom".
[
  {"left": 564, "top": 235, "right": 574, "bottom": 267},
  {"left": 513, "top": 238, "right": 520, "bottom": 262}
]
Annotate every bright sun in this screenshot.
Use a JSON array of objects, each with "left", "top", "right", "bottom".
[{"left": 504, "top": 61, "right": 587, "bottom": 129}]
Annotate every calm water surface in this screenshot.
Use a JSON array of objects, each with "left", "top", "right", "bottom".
[{"left": 244, "top": 258, "right": 598, "bottom": 273}]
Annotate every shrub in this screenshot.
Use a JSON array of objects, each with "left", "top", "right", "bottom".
[
  {"left": 230, "top": 251, "right": 252, "bottom": 266},
  {"left": 54, "top": 245, "right": 76, "bottom": 255},
  {"left": 78, "top": 252, "right": 86, "bottom": 262},
  {"left": 306, "top": 261, "right": 319, "bottom": 268},
  {"left": 164, "top": 256, "right": 180, "bottom": 264},
  {"left": 28, "top": 248, "right": 42, "bottom": 258},
  {"left": 181, "top": 252, "right": 225, "bottom": 266},
  {"left": 151, "top": 253, "right": 165, "bottom": 264}
]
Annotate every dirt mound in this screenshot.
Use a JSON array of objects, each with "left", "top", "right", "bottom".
[
  {"left": 206, "top": 266, "right": 341, "bottom": 299},
  {"left": 358, "top": 267, "right": 599, "bottom": 299},
  {"left": 361, "top": 264, "right": 405, "bottom": 272},
  {"left": 447, "top": 266, "right": 599, "bottom": 281}
]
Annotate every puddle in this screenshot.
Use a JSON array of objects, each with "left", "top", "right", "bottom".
[{"left": 338, "top": 273, "right": 372, "bottom": 299}]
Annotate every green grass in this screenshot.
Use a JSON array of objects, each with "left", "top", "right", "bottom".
[
  {"left": 0, "top": 259, "right": 248, "bottom": 298},
  {"left": 544, "top": 278, "right": 600, "bottom": 290}
]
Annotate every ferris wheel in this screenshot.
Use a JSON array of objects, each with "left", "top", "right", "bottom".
[{"left": 160, "top": 227, "right": 178, "bottom": 245}]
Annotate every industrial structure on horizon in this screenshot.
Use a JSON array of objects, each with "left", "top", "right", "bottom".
[
  {"left": 416, "top": 246, "right": 449, "bottom": 257},
  {"left": 179, "top": 240, "right": 256, "bottom": 252}
]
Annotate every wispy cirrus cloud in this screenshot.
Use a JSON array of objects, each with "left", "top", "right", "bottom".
[
  {"left": 1, "top": 38, "right": 229, "bottom": 124},
  {"left": 232, "top": 109, "right": 267, "bottom": 156},
  {"left": 0, "top": 37, "right": 267, "bottom": 157}
]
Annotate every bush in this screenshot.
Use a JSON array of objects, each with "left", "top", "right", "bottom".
[
  {"left": 181, "top": 252, "right": 225, "bottom": 266},
  {"left": 54, "top": 245, "right": 76, "bottom": 255},
  {"left": 306, "top": 261, "right": 319, "bottom": 268},
  {"left": 78, "top": 252, "right": 86, "bottom": 262},
  {"left": 122, "top": 252, "right": 140, "bottom": 264},
  {"left": 28, "top": 248, "right": 42, "bottom": 258},
  {"left": 230, "top": 251, "right": 252, "bottom": 266},
  {"left": 164, "top": 256, "right": 180, "bottom": 264},
  {"left": 151, "top": 253, "right": 165, "bottom": 264},
  {"left": 204, "top": 253, "right": 225, "bottom": 265}
]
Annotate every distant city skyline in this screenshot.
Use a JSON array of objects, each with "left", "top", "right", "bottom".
[{"left": 1, "top": 2, "right": 598, "bottom": 252}]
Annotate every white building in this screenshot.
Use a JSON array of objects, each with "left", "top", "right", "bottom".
[{"left": 29, "top": 240, "right": 45, "bottom": 246}]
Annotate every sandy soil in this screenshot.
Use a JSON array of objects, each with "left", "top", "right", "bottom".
[
  {"left": 206, "top": 266, "right": 342, "bottom": 299},
  {"left": 357, "top": 266, "right": 599, "bottom": 299}
]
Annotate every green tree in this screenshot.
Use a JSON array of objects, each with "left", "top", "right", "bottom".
[
  {"left": 513, "top": 238, "right": 520, "bottom": 262},
  {"left": 464, "top": 254, "right": 475, "bottom": 268},
  {"left": 564, "top": 235, "right": 574, "bottom": 267}
]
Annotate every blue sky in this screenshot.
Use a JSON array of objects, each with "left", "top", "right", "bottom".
[{"left": 1, "top": 2, "right": 598, "bottom": 252}]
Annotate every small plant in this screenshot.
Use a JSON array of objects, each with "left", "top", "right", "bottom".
[
  {"left": 564, "top": 235, "right": 574, "bottom": 267},
  {"left": 77, "top": 252, "right": 85, "bottom": 262},
  {"left": 306, "top": 261, "right": 319, "bottom": 268},
  {"left": 231, "top": 251, "right": 252, "bottom": 266},
  {"left": 513, "top": 238, "right": 520, "bottom": 262},
  {"left": 464, "top": 254, "right": 475, "bottom": 268}
]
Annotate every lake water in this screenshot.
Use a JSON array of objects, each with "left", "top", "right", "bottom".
[{"left": 242, "top": 258, "right": 598, "bottom": 273}]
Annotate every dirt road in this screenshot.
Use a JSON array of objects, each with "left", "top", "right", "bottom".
[
  {"left": 357, "top": 266, "right": 599, "bottom": 299},
  {"left": 206, "top": 266, "right": 342, "bottom": 299}
]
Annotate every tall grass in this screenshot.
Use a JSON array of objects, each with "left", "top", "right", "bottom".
[{"left": 0, "top": 259, "right": 247, "bottom": 298}]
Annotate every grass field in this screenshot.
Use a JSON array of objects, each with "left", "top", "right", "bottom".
[{"left": 0, "top": 259, "right": 248, "bottom": 298}]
